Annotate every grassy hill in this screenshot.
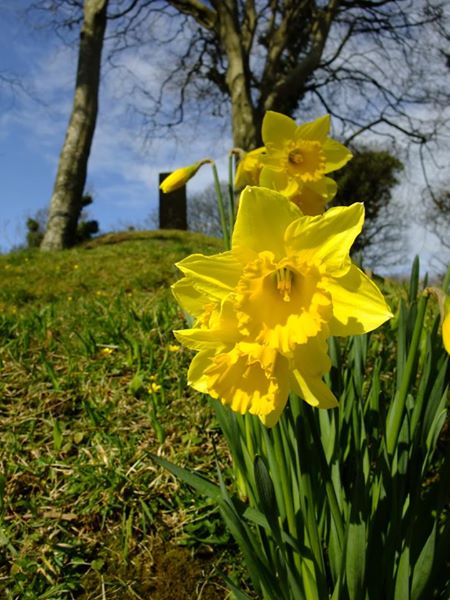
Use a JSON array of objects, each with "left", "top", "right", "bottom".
[
  {"left": 1, "top": 231, "right": 448, "bottom": 599},
  {"left": 0, "top": 231, "right": 240, "bottom": 599}
]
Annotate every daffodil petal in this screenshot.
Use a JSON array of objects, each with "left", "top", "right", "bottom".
[
  {"left": 259, "top": 393, "right": 289, "bottom": 427},
  {"left": 326, "top": 264, "right": 393, "bottom": 336},
  {"left": 174, "top": 299, "right": 239, "bottom": 350},
  {"left": 291, "top": 337, "right": 331, "bottom": 376},
  {"left": 188, "top": 349, "right": 217, "bottom": 395},
  {"left": 290, "top": 178, "right": 337, "bottom": 216},
  {"left": 175, "top": 252, "right": 242, "bottom": 300},
  {"left": 307, "top": 177, "right": 337, "bottom": 202},
  {"left": 295, "top": 115, "right": 330, "bottom": 143},
  {"left": 285, "top": 203, "right": 365, "bottom": 274},
  {"left": 262, "top": 111, "right": 297, "bottom": 148},
  {"left": 291, "top": 369, "right": 338, "bottom": 409},
  {"left": 174, "top": 328, "right": 227, "bottom": 351},
  {"left": 171, "top": 278, "right": 207, "bottom": 318},
  {"left": 323, "top": 139, "right": 353, "bottom": 173},
  {"left": 288, "top": 338, "right": 333, "bottom": 407},
  {"left": 233, "top": 187, "right": 301, "bottom": 261},
  {"left": 234, "top": 147, "right": 265, "bottom": 188},
  {"left": 203, "top": 344, "right": 290, "bottom": 421},
  {"left": 259, "top": 167, "right": 301, "bottom": 198}
]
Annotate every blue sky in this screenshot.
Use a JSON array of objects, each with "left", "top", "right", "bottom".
[
  {"left": 0, "top": 1, "right": 448, "bottom": 276},
  {"left": 0, "top": 2, "right": 230, "bottom": 251}
]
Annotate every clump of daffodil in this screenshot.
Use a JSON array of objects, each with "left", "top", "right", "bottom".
[
  {"left": 160, "top": 159, "right": 212, "bottom": 193},
  {"left": 172, "top": 187, "right": 392, "bottom": 426}
]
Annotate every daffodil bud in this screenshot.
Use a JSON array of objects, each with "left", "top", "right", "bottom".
[{"left": 160, "top": 159, "right": 212, "bottom": 193}]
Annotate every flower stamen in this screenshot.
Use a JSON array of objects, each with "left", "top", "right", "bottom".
[
  {"left": 276, "top": 267, "right": 293, "bottom": 302},
  {"left": 288, "top": 149, "right": 304, "bottom": 165}
]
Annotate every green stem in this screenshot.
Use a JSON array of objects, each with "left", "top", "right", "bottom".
[
  {"left": 270, "top": 425, "right": 296, "bottom": 532},
  {"left": 289, "top": 399, "right": 327, "bottom": 597},
  {"left": 210, "top": 162, "right": 230, "bottom": 250},
  {"left": 228, "top": 153, "right": 236, "bottom": 226}
]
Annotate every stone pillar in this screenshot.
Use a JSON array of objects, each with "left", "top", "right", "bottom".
[{"left": 159, "top": 172, "right": 187, "bottom": 230}]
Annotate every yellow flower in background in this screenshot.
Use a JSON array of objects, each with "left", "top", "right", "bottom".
[
  {"left": 167, "top": 344, "right": 181, "bottom": 352},
  {"left": 424, "top": 286, "right": 450, "bottom": 355},
  {"left": 234, "top": 147, "right": 266, "bottom": 189},
  {"left": 442, "top": 295, "right": 450, "bottom": 354},
  {"left": 172, "top": 187, "right": 392, "bottom": 426},
  {"left": 149, "top": 382, "right": 161, "bottom": 393},
  {"left": 261, "top": 111, "right": 352, "bottom": 187},
  {"left": 100, "top": 347, "right": 114, "bottom": 356},
  {"left": 160, "top": 159, "right": 212, "bottom": 193}
]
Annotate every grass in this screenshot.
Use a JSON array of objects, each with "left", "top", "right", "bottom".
[
  {"left": 0, "top": 230, "right": 245, "bottom": 599},
  {"left": 1, "top": 231, "right": 447, "bottom": 599}
]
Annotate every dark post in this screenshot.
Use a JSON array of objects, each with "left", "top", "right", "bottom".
[{"left": 159, "top": 172, "right": 187, "bottom": 230}]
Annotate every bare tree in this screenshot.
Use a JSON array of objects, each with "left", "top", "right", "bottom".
[
  {"left": 333, "top": 144, "right": 405, "bottom": 267},
  {"left": 36, "top": 0, "right": 150, "bottom": 250},
  {"left": 40, "top": 0, "right": 109, "bottom": 250},
  {"left": 187, "top": 182, "right": 230, "bottom": 237},
  {"left": 136, "top": 0, "right": 450, "bottom": 151},
  {"left": 29, "top": 0, "right": 450, "bottom": 249},
  {"left": 423, "top": 186, "right": 450, "bottom": 269}
]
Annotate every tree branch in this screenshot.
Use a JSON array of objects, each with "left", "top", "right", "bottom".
[{"left": 166, "top": 0, "right": 216, "bottom": 29}]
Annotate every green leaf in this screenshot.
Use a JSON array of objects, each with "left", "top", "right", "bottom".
[
  {"left": 408, "top": 256, "right": 420, "bottom": 301},
  {"left": 426, "top": 408, "right": 447, "bottom": 455},
  {"left": 411, "top": 524, "right": 436, "bottom": 600},
  {"left": 394, "top": 543, "right": 410, "bottom": 600},
  {"left": 345, "top": 520, "right": 366, "bottom": 600},
  {"left": 423, "top": 409, "right": 447, "bottom": 474},
  {"left": 219, "top": 497, "right": 281, "bottom": 599},
  {"left": 253, "top": 455, "right": 281, "bottom": 543},
  {"left": 387, "top": 295, "right": 428, "bottom": 455},
  {"left": 221, "top": 574, "right": 254, "bottom": 600},
  {"left": 149, "top": 453, "right": 221, "bottom": 501},
  {"left": 52, "top": 419, "right": 63, "bottom": 452}
]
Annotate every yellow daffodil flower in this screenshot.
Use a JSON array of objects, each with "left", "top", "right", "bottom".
[
  {"left": 234, "top": 147, "right": 266, "bottom": 188},
  {"left": 172, "top": 187, "right": 392, "bottom": 426},
  {"left": 160, "top": 159, "right": 211, "bottom": 193},
  {"left": 424, "top": 287, "right": 450, "bottom": 355},
  {"left": 261, "top": 111, "right": 352, "bottom": 186},
  {"left": 442, "top": 295, "right": 450, "bottom": 354}
]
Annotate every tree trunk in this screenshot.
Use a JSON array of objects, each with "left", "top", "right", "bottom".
[
  {"left": 215, "top": 2, "right": 259, "bottom": 150},
  {"left": 40, "top": 0, "right": 108, "bottom": 251}
]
